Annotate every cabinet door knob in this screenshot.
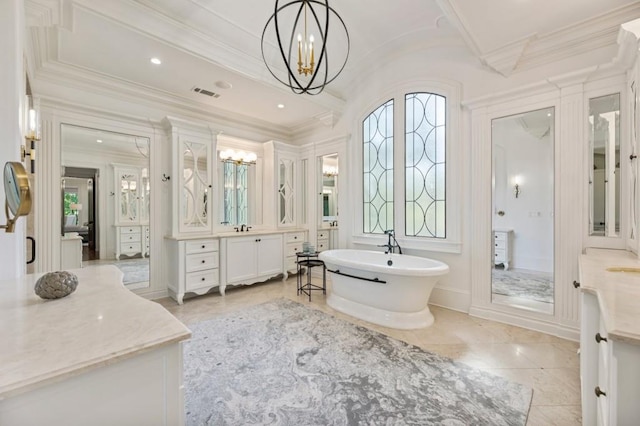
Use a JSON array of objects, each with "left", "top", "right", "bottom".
[
  {"left": 595, "top": 333, "right": 607, "bottom": 343},
  {"left": 594, "top": 386, "right": 606, "bottom": 398},
  {"left": 202, "top": 245, "right": 205, "bottom": 248},
  {"left": 573, "top": 280, "right": 580, "bottom": 288},
  {"left": 201, "top": 277, "right": 205, "bottom": 281},
  {"left": 201, "top": 260, "right": 206, "bottom": 264}
]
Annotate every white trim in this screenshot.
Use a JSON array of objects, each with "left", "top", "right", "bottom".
[
  {"left": 429, "top": 287, "right": 470, "bottom": 314},
  {"left": 469, "top": 305, "right": 580, "bottom": 342}
]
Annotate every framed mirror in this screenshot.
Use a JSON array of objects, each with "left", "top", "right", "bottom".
[
  {"left": 491, "top": 107, "right": 555, "bottom": 314},
  {"left": 1, "top": 162, "right": 32, "bottom": 233},
  {"left": 319, "top": 153, "right": 338, "bottom": 225},
  {"left": 61, "top": 124, "right": 151, "bottom": 289},
  {"left": 588, "top": 93, "right": 620, "bottom": 237}
]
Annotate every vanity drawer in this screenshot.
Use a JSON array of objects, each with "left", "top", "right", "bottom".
[
  {"left": 186, "top": 252, "right": 219, "bottom": 272},
  {"left": 317, "top": 239, "right": 329, "bottom": 252},
  {"left": 120, "top": 243, "right": 141, "bottom": 254},
  {"left": 317, "top": 230, "right": 329, "bottom": 240},
  {"left": 286, "top": 232, "right": 305, "bottom": 243},
  {"left": 121, "top": 233, "right": 141, "bottom": 243},
  {"left": 494, "top": 240, "right": 506, "bottom": 250},
  {"left": 120, "top": 227, "right": 140, "bottom": 235},
  {"left": 494, "top": 232, "right": 507, "bottom": 242},
  {"left": 494, "top": 249, "right": 506, "bottom": 261},
  {"left": 186, "top": 239, "right": 219, "bottom": 254},
  {"left": 287, "top": 243, "right": 303, "bottom": 257},
  {"left": 186, "top": 269, "right": 219, "bottom": 291},
  {"left": 286, "top": 257, "right": 297, "bottom": 272}
]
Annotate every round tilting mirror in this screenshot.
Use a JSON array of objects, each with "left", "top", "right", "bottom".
[{"left": 2, "top": 162, "right": 31, "bottom": 233}]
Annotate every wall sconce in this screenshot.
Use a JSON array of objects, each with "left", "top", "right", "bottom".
[
  {"left": 22, "top": 104, "right": 40, "bottom": 173},
  {"left": 514, "top": 176, "right": 521, "bottom": 198},
  {"left": 219, "top": 149, "right": 257, "bottom": 166}
]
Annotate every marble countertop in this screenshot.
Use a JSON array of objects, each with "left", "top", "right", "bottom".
[
  {"left": 165, "top": 228, "right": 308, "bottom": 240},
  {"left": 0, "top": 265, "right": 191, "bottom": 399},
  {"left": 579, "top": 249, "right": 640, "bottom": 344}
]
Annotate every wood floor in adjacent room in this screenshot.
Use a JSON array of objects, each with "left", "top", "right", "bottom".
[{"left": 156, "top": 276, "right": 581, "bottom": 426}]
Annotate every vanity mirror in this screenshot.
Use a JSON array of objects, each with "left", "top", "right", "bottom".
[
  {"left": 588, "top": 93, "right": 621, "bottom": 237},
  {"left": 319, "top": 153, "right": 338, "bottom": 224},
  {"left": 491, "top": 107, "right": 555, "bottom": 314},
  {"left": 1, "top": 162, "right": 32, "bottom": 233},
  {"left": 61, "top": 124, "right": 151, "bottom": 289}
]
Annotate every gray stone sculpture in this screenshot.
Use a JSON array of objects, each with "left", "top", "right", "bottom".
[{"left": 35, "top": 271, "right": 78, "bottom": 299}]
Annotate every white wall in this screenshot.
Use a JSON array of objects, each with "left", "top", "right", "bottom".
[{"left": 0, "top": 0, "right": 26, "bottom": 280}]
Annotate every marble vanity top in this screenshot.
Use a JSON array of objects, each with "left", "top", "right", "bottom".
[
  {"left": 0, "top": 265, "right": 191, "bottom": 398},
  {"left": 579, "top": 249, "right": 640, "bottom": 344},
  {"left": 165, "top": 228, "right": 308, "bottom": 240}
]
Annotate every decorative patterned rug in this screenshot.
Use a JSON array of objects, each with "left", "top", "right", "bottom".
[
  {"left": 184, "top": 299, "right": 532, "bottom": 425},
  {"left": 113, "top": 258, "right": 149, "bottom": 285},
  {"left": 492, "top": 268, "right": 554, "bottom": 303}
]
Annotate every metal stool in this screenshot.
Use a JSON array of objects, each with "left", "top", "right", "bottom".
[{"left": 296, "top": 252, "right": 326, "bottom": 301}]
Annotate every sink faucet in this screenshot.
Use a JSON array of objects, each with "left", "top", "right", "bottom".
[
  {"left": 378, "top": 229, "right": 403, "bottom": 254},
  {"left": 240, "top": 224, "right": 246, "bottom": 232}
]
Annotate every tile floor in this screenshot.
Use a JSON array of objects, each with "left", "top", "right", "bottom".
[{"left": 156, "top": 276, "right": 581, "bottom": 426}]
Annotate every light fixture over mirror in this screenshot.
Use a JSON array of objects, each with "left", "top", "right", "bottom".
[
  {"left": 219, "top": 149, "right": 257, "bottom": 165},
  {"left": 261, "top": 0, "right": 350, "bottom": 95}
]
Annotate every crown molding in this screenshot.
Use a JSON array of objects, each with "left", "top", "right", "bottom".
[
  {"left": 25, "top": 0, "right": 70, "bottom": 28},
  {"left": 32, "top": 58, "right": 294, "bottom": 141},
  {"left": 615, "top": 18, "right": 640, "bottom": 71},
  {"left": 513, "top": 2, "right": 640, "bottom": 73},
  {"left": 69, "top": 0, "right": 346, "bottom": 114},
  {"left": 480, "top": 35, "right": 535, "bottom": 77}
]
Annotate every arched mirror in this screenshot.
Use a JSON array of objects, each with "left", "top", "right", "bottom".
[
  {"left": 1, "top": 162, "right": 32, "bottom": 232},
  {"left": 491, "top": 107, "right": 555, "bottom": 314},
  {"left": 61, "top": 124, "right": 151, "bottom": 289}
]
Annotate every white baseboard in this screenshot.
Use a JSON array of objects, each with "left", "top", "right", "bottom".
[
  {"left": 469, "top": 305, "right": 580, "bottom": 342},
  {"left": 429, "top": 287, "right": 471, "bottom": 314}
]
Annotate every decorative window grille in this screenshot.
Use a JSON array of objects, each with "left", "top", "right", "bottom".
[
  {"left": 363, "top": 99, "right": 394, "bottom": 234},
  {"left": 405, "top": 92, "right": 446, "bottom": 238}
]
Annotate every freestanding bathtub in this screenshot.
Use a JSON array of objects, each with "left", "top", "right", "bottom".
[{"left": 318, "top": 249, "right": 449, "bottom": 329}]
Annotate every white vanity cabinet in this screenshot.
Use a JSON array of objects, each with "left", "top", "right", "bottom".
[
  {"left": 317, "top": 229, "right": 330, "bottom": 252},
  {"left": 492, "top": 229, "right": 513, "bottom": 270},
  {"left": 167, "top": 238, "right": 220, "bottom": 304},
  {"left": 285, "top": 231, "right": 306, "bottom": 273},
  {"left": 579, "top": 252, "right": 640, "bottom": 426},
  {"left": 221, "top": 233, "right": 284, "bottom": 293}
]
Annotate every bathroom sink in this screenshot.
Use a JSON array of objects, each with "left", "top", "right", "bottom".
[{"left": 606, "top": 267, "right": 640, "bottom": 273}]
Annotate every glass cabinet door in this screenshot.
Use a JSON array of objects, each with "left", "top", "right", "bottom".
[
  {"left": 278, "top": 157, "right": 295, "bottom": 226},
  {"left": 118, "top": 169, "right": 139, "bottom": 223},
  {"left": 180, "top": 137, "right": 212, "bottom": 232}
]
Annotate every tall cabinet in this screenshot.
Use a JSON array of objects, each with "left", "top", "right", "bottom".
[
  {"left": 113, "top": 164, "right": 150, "bottom": 259},
  {"left": 163, "top": 117, "right": 219, "bottom": 304},
  {"left": 263, "top": 141, "right": 299, "bottom": 229}
]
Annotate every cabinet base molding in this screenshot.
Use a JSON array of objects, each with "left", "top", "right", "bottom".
[{"left": 221, "top": 272, "right": 284, "bottom": 295}]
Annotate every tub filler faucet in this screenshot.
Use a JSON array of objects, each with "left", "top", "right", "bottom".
[{"left": 378, "top": 229, "right": 403, "bottom": 254}]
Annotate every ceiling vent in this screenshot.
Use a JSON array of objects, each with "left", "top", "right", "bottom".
[{"left": 192, "top": 87, "right": 220, "bottom": 98}]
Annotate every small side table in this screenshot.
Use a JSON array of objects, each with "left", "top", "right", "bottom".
[{"left": 296, "top": 252, "right": 326, "bottom": 301}]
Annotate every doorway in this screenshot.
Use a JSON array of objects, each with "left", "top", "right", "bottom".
[{"left": 62, "top": 167, "right": 99, "bottom": 261}]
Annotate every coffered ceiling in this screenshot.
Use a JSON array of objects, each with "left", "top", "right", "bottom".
[{"left": 26, "top": 0, "right": 640, "bottom": 135}]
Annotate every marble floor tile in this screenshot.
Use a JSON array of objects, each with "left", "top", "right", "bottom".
[{"left": 155, "top": 275, "right": 581, "bottom": 426}]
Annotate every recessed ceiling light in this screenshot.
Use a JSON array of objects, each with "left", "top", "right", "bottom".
[
  {"left": 277, "top": 104, "right": 285, "bottom": 109},
  {"left": 150, "top": 57, "right": 162, "bottom": 65},
  {"left": 96, "top": 139, "right": 103, "bottom": 143},
  {"left": 215, "top": 80, "right": 233, "bottom": 90}
]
